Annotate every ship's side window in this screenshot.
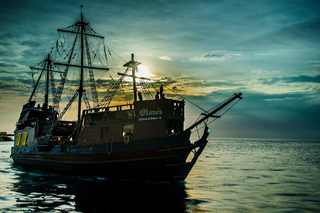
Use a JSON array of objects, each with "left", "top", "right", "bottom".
[
  {"left": 100, "top": 127, "right": 109, "bottom": 139},
  {"left": 166, "top": 119, "right": 183, "bottom": 135},
  {"left": 122, "top": 124, "right": 134, "bottom": 137}
]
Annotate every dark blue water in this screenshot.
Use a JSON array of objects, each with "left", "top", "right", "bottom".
[{"left": 1, "top": 138, "right": 320, "bottom": 212}]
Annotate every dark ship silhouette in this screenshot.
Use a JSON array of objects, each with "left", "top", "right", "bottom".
[{"left": 11, "top": 9, "right": 242, "bottom": 182}]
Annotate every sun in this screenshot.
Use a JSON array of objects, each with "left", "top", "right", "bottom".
[
  {"left": 122, "top": 65, "right": 154, "bottom": 82},
  {"left": 136, "top": 65, "right": 154, "bottom": 79}
]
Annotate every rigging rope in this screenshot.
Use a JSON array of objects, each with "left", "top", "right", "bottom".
[
  {"left": 159, "top": 84, "right": 208, "bottom": 113},
  {"left": 150, "top": 80, "right": 239, "bottom": 118},
  {"left": 191, "top": 98, "right": 241, "bottom": 134}
]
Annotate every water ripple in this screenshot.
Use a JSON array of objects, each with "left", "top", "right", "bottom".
[{"left": 1, "top": 139, "right": 320, "bottom": 212}]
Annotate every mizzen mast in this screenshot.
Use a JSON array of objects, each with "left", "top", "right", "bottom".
[
  {"left": 119, "top": 54, "right": 151, "bottom": 102},
  {"left": 122, "top": 54, "right": 141, "bottom": 102},
  {"left": 28, "top": 54, "right": 53, "bottom": 109}
]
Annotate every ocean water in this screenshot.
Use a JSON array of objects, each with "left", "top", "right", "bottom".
[{"left": 0, "top": 138, "right": 319, "bottom": 212}]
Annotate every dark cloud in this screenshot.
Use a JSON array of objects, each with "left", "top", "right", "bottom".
[
  {"left": 0, "top": 79, "right": 32, "bottom": 97},
  {"left": 96, "top": 79, "right": 114, "bottom": 87},
  {"left": 204, "top": 52, "right": 225, "bottom": 58},
  {"left": 239, "top": 18, "right": 320, "bottom": 50},
  {"left": 189, "top": 51, "right": 243, "bottom": 62},
  {"left": 283, "top": 75, "right": 320, "bottom": 83},
  {"left": 0, "top": 62, "right": 18, "bottom": 68},
  {"left": 269, "top": 18, "right": 320, "bottom": 42},
  {"left": 261, "top": 74, "right": 320, "bottom": 85},
  {"left": 225, "top": 92, "right": 320, "bottom": 138}
]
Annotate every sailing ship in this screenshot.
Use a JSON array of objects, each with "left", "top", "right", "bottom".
[{"left": 11, "top": 10, "right": 242, "bottom": 182}]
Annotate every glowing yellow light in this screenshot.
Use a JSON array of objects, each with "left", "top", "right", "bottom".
[
  {"left": 122, "top": 65, "right": 154, "bottom": 83},
  {"left": 136, "top": 65, "right": 154, "bottom": 79}
]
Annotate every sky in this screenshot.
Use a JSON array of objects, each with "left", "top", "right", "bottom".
[{"left": 0, "top": 0, "right": 319, "bottom": 139}]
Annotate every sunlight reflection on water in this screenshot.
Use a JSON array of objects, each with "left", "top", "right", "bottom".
[{"left": 186, "top": 138, "right": 320, "bottom": 212}]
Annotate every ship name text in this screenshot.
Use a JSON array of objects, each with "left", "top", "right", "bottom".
[{"left": 139, "top": 108, "right": 162, "bottom": 117}]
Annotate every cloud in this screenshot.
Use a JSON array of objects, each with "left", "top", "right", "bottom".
[
  {"left": 224, "top": 91, "right": 320, "bottom": 139},
  {"left": 263, "top": 74, "right": 320, "bottom": 84},
  {"left": 158, "top": 56, "right": 173, "bottom": 61},
  {"left": 148, "top": 74, "right": 243, "bottom": 99},
  {"left": 240, "top": 18, "right": 320, "bottom": 49},
  {"left": 254, "top": 52, "right": 279, "bottom": 57},
  {"left": 250, "top": 69, "right": 282, "bottom": 76},
  {"left": 308, "top": 60, "right": 320, "bottom": 67},
  {"left": 0, "top": 78, "right": 32, "bottom": 96},
  {"left": 283, "top": 75, "right": 320, "bottom": 83},
  {"left": 189, "top": 51, "right": 243, "bottom": 62},
  {"left": 264, "top": 97, "right": 296, "bottom": 102},
  {"left": 241, "top": 74, "right": 320, "bottom": 107}
]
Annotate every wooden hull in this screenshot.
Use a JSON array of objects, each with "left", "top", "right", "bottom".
[{"left": 11, "top": 132, "right": 209, "bottom": 182}]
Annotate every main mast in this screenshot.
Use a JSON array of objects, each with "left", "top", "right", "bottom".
[
  {"left": 78, "top": 6, "right": 86, "bottom": 122},
  {"left": 53, "top": 6, "right": 109, "bottom": 122}
]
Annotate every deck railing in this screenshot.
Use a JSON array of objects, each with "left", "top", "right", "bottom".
[{"left": 85, "top": 103, "right": 134, "bottom": 114}]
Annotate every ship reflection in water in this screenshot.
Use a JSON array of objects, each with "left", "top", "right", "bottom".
[
  {"left": 10, "top": 166, "right": 203, "bottom": 212},
  {"left": 2, "top": 139, "right": 320, "bottom": 212}
]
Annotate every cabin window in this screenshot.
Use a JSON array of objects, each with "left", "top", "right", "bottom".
[
  {"left": 166, "top": 120, "right": 183, "bottom": 135},
  {"left": 100, "top": 127, "right": 109, "bottom": 139},
  {"left": 122, "top": 124, "right": 134, "bottom": 137}
]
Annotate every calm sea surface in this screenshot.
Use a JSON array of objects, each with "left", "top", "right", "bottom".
[{"left": 0, "top": 138, "right": 319, "bottom": 212}]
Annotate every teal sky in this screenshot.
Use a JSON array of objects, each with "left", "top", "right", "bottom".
[{"left": 0, "top": 0, "right": 319, "bottom": 139}]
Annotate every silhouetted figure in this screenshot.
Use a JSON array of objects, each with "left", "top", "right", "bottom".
[
  {"left": 155, "top": 92, "right": 160, "bottom": 100},
  {"left": 160, "top": 85, "right": 165, "bottom": 99},
  {"left": 138, "top": 92, "right": 143, "bottom": 101}
]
